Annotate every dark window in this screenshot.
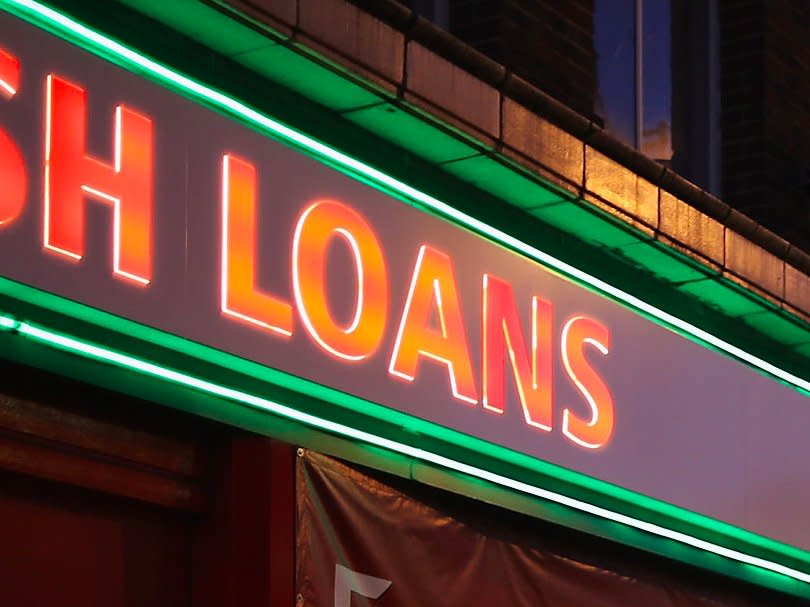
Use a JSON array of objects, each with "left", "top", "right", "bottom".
[
  {"left": 641, "top": 0, "right": 673, "bottom": 161},
  {"left": 595, "top": 0, "right": 672, "bottom": 160},
  {"left": 594, "top": 0, "right": 637, "bottom": 148},
  {"left": 596, "top": 0, "right": 721, "bottom": 194}
]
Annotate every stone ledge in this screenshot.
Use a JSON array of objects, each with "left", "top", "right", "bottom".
[
  {"left": 584, "top": 147, "right": 659, "bottom": 230},
  {"left": 240, "top": 0, "right": 297, "bottom": 33},
  {"left": 406, "top": 42, "right": 500, "bottom": 140},
  {"left": 502, "top": 98, "right": 584, "bottom": 187},
  {"left": 298, "top": 0, "right": 404, "bottom": 87},
  {"left": 786, "top": 265, "right": 810, "bottom": 316},
  {"left": 659, "top": 191, "right": 725, "bottom": 267},
  {"left": 726, "top": 230, "right": 785, "bottom": 300}
]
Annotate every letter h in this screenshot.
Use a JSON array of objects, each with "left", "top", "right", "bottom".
[{"left": 45, "top": 74, "right": 153, "bottom": 285}]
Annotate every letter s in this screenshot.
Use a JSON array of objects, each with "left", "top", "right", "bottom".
[{"left": 561, "top": 316, "right": 614, "bottom": 449}]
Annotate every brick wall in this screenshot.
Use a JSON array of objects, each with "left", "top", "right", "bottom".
[
  {"left": 447, "top": 0, "right": 598, "bottom": 120},
  {"left": 721, "top": 0, "right": 810, "bottom": 253}
]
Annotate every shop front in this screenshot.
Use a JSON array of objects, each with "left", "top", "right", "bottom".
[{"left": 0, "top": 0, "right": 809, "bottom": 604}]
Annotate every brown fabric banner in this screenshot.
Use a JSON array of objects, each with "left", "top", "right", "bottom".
[{"left": 295, "top": 451, "right": 780, "bottom": 607}]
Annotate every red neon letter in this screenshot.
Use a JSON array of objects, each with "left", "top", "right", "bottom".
[
  {"left": 220, "top": 154, "right": 293, "bottom": 336},
  {"left": 389, "top": 245, "right": 478, "bottom": 404},
  {"left": 44, "top": 74, "right": 153, "bottom": 285},
  {"left": 292, "top": 200, "right": 388, "bottom": 361},
  {"left": 482, "top": 274, "right": 552, "bottom": 430},
  {"left": 0, "top": 48, "right": 20, "bottom": 98},
  {"left": 561, "top": 316, "right": 614, "bottom": 449},
  {"left": 0, "top": 48, "right": 25, "bottom": 226}
]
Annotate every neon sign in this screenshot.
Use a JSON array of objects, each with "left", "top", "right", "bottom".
[
  {"left": 0, "top": 54, "right": 615, "bottom": 448},
  {"left": 1, "top": 51, "right": 617, "bottom": 449},
  {"left": 4, "top": 13, "right": 810, "bottom": 559}
]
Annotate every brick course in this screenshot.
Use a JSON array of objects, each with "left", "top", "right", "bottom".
[
  {"left": 446, "top": 0, "right": 598, "bottom": 121},
  {"left": 721, "top": 0, "right": 810, "bottom": 252}
]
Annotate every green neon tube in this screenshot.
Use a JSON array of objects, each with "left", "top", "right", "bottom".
[
  {"left": 0, "top": 314, "right": 806, "bottom": 585},
  {"left": 3, "top": 0, "right": 808, "bottom": 399}
]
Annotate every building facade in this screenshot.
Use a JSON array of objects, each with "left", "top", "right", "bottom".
[{"left": 0, "top": 0, "right": 809, "bottom": 604}]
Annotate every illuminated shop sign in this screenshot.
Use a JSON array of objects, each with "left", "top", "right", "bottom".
[
  {"left": 1, "top": 10, "right": 809, "bottom": 554},
  {"left": 6, "top": 64, "right": 617, "bottom": 450},
  {"left": 1, "top": 35, "right": 617, "bottom": 450}
]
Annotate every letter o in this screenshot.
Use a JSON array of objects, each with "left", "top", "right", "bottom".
[{"left": 292, "top": 200, "right": 388, "bottom": 361}]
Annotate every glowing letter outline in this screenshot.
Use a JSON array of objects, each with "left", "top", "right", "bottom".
[
  {"left": 388, "top": 244, "right": 479, "bottom": 405},
  {"left": 44, "top": 74, "right": 153, "bottom": 285},
  {"left": 561, "top": 315, "right": 614, "bottom": 449},
  {"left": 0, "top": 48, "right": 20, "bottom": 98},
  {"left": 482, "top": 273, "right": 553, "bottom": 431},
  {"left": 220, "top": 153, "right": 294, "bottom": 337},
  {"left": 292, "top": 199, "right": 388, "bottom": 362},
  {"left": 0, "top": 46, "right": 25, "bottom": 226}
]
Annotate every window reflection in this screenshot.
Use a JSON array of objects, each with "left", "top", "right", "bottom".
[
  {"left": 641, "top": 0, "right": 673, "bottom": 162},
  {"left": 594, "top": 0, "right": 637, "bottom": 147},
  {"left": 404, "top": 0, "right": 718, "bottom": 194},
  {"left": 595, "top": 0, "right": 673, "bottom": 163}
]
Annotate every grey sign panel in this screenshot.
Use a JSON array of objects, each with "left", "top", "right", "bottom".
[{"left": 1, "top": 12, "right": 808, "bottom": 550}]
